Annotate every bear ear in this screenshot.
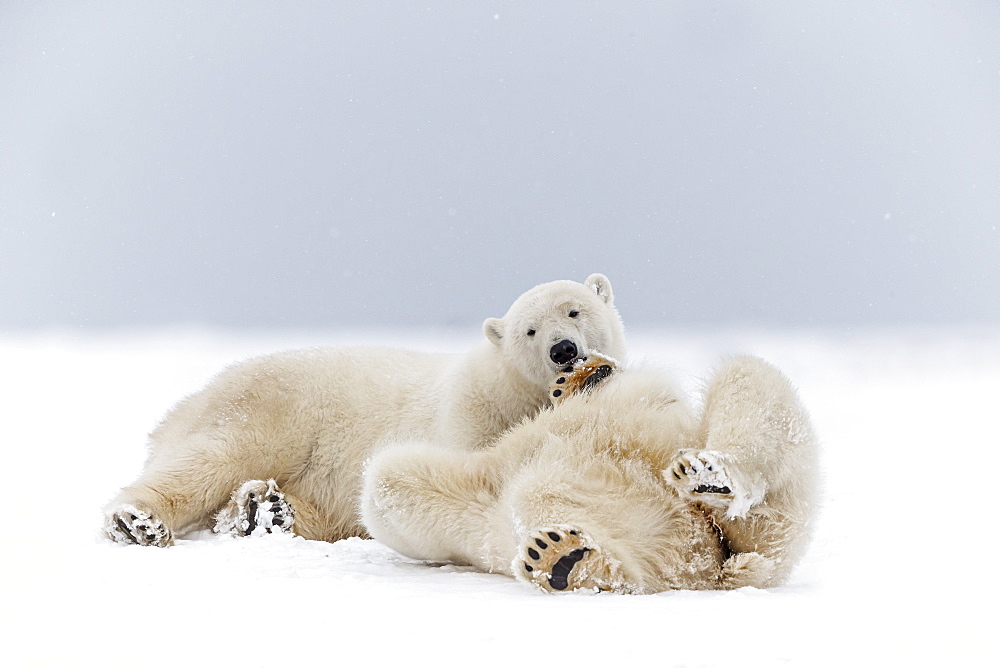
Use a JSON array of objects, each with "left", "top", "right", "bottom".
[
  {"left": 585, "top": 273, "right": 614, "bottom": 304},
  {"left": 483, "top": 317, "right": 504, "bottom": 347}
]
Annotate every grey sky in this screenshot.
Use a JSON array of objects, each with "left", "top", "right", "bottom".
[{"left": 2, "top": 1, "right": 998, "bottom": 330}]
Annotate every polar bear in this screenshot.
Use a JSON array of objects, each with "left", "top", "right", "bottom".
[
  {"left": 362, "top": 354, "right": 819, "bottom": 593},
  {"left": 103, "top": 274, "right": 626, "bottom": 547}
]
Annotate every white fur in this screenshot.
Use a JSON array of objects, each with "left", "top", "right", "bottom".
[
  {"left": 362, "top": 356, "right": 819, "bottom": 593},
  {"left": 102, "top": 274, "right": 626, "bottom": 545}
]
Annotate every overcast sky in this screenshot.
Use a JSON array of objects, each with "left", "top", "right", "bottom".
[{"left": 2, "top": 1, "right": 998, "bottom": 331}]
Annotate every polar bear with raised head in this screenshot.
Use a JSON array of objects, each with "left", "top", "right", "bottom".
[
  {"left": 103, "top": 274, "right": 626, "bottom": 547},
  {"left": 362, "top": 354, "right": 819, "bottom": 593}
]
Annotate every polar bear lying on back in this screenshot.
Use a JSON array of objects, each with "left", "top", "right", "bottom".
[
  {"left": 103, "top": 274, "right": 626, "bottom": 547},
  {"left": 363, "top": 354, "right": 819, "bottom": 593}
]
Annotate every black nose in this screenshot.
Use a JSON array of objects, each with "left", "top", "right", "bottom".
[{"left": 549, "top": 339, "right": 578, "bottom": 365}]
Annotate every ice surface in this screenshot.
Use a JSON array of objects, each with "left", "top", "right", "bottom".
[{"left": 1, "top": 327, "right": 997, "bottom": 666}]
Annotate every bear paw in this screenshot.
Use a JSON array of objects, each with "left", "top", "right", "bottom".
[
  {"left": 663, "top": 449, "right": 734, "bottom": 502},
  {"left": 516, "top": 525, "right": 616, "bottom": 593},
  {"left": 214, "top": 479, "right": 295, "bottom": 537},
  {"left": 663, "top": 449, "right": 762, "bottom": 518},
  {"left": 550, "top": 353, "right": 617, "bottom": 404},
  {"left": 104, "top": 504, "right": 172, "bottom": 547}
]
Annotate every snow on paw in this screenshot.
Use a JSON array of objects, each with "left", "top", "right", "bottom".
[
  {"left": 663, "top": 449, "right": 735, "bottom": 506},
  {"left": 664, "top": 450, "right": 765, "bottom": 518},
  {"left": 104, "top": 504, "right": 172, "bottom": 547},
  {"left": 550, "top": 353, "right": 618, "bottom": 404},
  {"left": 516, "top": 525, "right": 616, "bottom": 593},
  {"left": 214, "top": 479, "right": 295, "bottom": 538}
]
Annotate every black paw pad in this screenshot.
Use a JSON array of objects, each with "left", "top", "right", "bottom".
[
  {"left": 694, "top": 484, "right": 732, "bottom": 495},
  {"left": 549, "top": 549, "right": 589, "bottom": 591}
]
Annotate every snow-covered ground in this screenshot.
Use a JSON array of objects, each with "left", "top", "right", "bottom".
[{"left": 1, "top": 327, "right": 996, "bottom": 666}]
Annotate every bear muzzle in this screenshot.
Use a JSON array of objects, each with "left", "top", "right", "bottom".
[{"left": 549, "top": 339, "right": 579, "bottom": 365}]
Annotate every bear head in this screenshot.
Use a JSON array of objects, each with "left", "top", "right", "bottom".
[{"left": 482, "top": 274, "right": 626, "bottom": 388}]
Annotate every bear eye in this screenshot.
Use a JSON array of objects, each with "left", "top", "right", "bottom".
[
  {"left": 568, "top": 310, "right": 579, "bottom": 318},
  {"left": 527, "top": 329, "right": 536, "bottom": 337}
]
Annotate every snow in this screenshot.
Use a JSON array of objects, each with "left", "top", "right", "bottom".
[{"left": 1, "top": 327, "right": 997, "bottom": 666}]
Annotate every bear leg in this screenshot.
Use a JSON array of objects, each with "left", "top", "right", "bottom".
[
  {"left": 362, "top": 442, "right": 509, "bottom": 570},
  {"left": 102, "top": 426, "right": 295, "bottom": 546},
  {"left": 674, "top": 355, "right": 820, "bottom": 586}
]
